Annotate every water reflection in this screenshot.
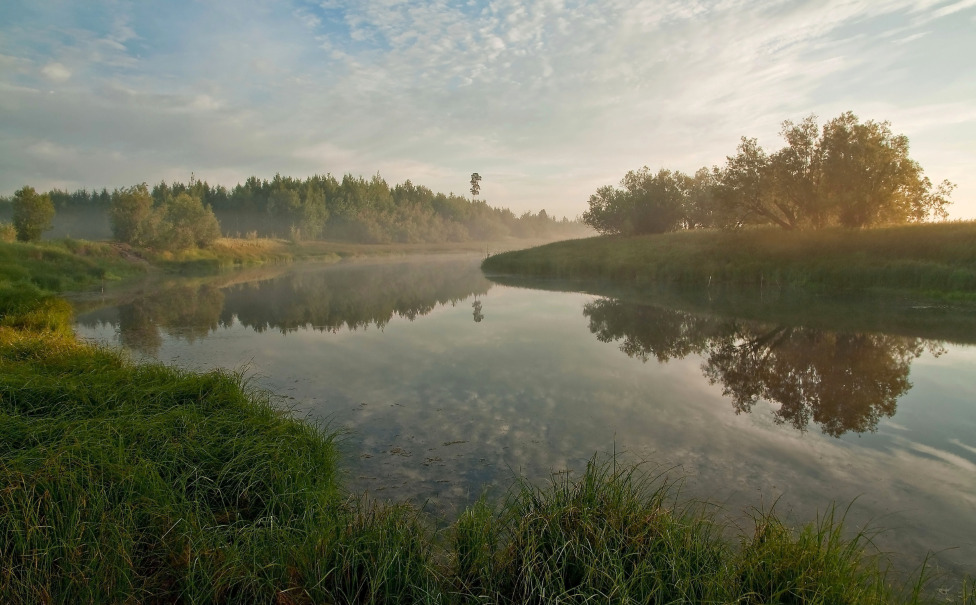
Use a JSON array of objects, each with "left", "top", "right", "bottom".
[
  {"left": 583, "top": 298, "right": 944, "bottom": 436},
  {"left": 79, "top": 259, "right": 492, "bottom": 355},
  {"left": 472, "top": 297, "right": 484, "bottom": 323},
  {"left": 73, "top": 262, "right": 976, "bottom": 581}
]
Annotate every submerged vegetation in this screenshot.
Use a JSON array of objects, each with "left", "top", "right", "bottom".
[
  {"left": 482, "top": 221, "right": 976, "bottom": 297},
  {"left": 1, "top": 247, "right": 973, "bottom": 603}
]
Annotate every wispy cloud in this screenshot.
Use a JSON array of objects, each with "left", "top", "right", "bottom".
[{"left": 1, "top": 0, "right": 974, "bottom": 217}]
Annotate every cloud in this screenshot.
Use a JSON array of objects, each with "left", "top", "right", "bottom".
[
  {"left": 40, "top": 62, "right": 71, "bottom": 81},
  {"left": 0, "top": 0, "right": 974, "bottom": 217}
]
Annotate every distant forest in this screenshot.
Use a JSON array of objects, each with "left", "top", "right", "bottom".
[{"left": 0, "top": 173, "right": 590, "bottom": 244}]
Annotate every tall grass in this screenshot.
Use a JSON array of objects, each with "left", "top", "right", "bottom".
[
  {"left": 447, "top": 458, "right": 960, "bottom": 604},
  {"left": 482, "top": 222, "right": 976, "bottom": 296},
  {"left": 1, "top": 281, "right": 972, "bottom": 603},
  {"left": 0, "top": 238, "right": 147, "bottom": 291},
  {"left": 148, "top": 236, "right": 543, "bottom": 273}
]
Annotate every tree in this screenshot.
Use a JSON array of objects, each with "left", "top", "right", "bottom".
[
  {"left": 716, "top": 138, "right": 796, "bottom": 229},
  {"left": 684, "top": 167, "right": 720, "bottom": 229},
  {"left": 268, "top": 187, "right": 301, "bottom": 217},
  {"left": 582, "top": 185, "right": 630, "bottom": 235},
  {"left": 622, "top": 168, "right": 689, "bottom": 234},
  {"left": 470, "top": 173, "right": 482, "bottom": 198},
  {"left": 818, "top": 112, "right": 952, "bottom": 227},
  {"left": 12, "top": 186, "right": 55, "bottom": 242},
  {"left": 770, "top": 116, "right": 827, "bottom": 228},
  {"left": 582, "top": 167, "right": 690, "bottom": 235},
  {"left": 156, "top": 192, "right": 222, "bottom": 250},
  {"left": 715, "top": 112, "right": 954, "bottom": 229},
  {"left": 110, "top": 184, "right": 154, "bottom": 245},
  {"left": 298, "top": 183, "right": 328, "bottom": 240}
]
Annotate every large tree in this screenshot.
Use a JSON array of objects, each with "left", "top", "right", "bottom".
[
  {"left": 714, "top": 138, "right": 786, "bottom": 228},
  {"left": 12, "top": 186, "right": 55, "bottom": 242},
  {"left": 818, "top": 112, "right": 952, "bottom": 227},
  {"left": 716, "top": 112, "right": 953, "bottom": 229},
  {"left": 110, "top": 184, "right": 155, "bottom": 245},
  {"left": 583, "top": 167, "right": 691, "bottom": 235},
  {"left": 156, "top": 192, "right": 222, "bottom": 250}
]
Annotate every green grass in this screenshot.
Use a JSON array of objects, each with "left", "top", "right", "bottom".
[
  {"left": 147, "top": 236, "right": 549, "bottom": 274},
  {"left": 0, "top": 238, "right": 147, "bottom": 291},
  {"left": 1, "top": 268, "right": 973, "bottom": 602},
  {"left": 448, "top": 458, "right": 957, "bottom": 605},
  {"left": 482, "top": 222, "right": 976, "bottom": 297}
]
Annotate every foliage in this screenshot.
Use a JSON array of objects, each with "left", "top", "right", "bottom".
[
  {"left": 583, "top": 112, "right": 953, "bottom": 234},
  {"left": 108, "top": 183, "right": 154, "bottom": 245},
  {"left": 583, "top": 167, "right": 697, "bottom": 235},
  {"left": 11, "top": 186, "right": 55, "bottom": 242},
  {"left": 717, "top": 113, "right": 953, "bottom": 230},
  {"left": 818, "top": 113, "right": 953, "bottom": 227},
  {"left": 0, "top": 221, "right": 15, "bottom": 243},
  {"left": 26, "top": 171, "right": 590, "bottom": 244},
  {"left": 110, "top": 184, "right": 221, "bottom": 251},
  {"left": 157, "top": 192, "right": 222, "bottom": 249}
]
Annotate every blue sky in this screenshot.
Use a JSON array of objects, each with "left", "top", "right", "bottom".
[{"left": 2, "top": 0, "right": 974, "bottom": 218}]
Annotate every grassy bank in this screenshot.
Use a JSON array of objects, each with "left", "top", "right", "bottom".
[
  {"left": 23, "top": 235, "right": 550, "bottom": 276},
  {"left": 2, "top": 268, "right": 973, "bottom": 602},
  {"left": 482, "top": 222, "right": 976, "bottom": 297},
  {"left": 0, "top": 239, "right": 148, "bottom": 291},
  {"left": 0, "top": 283, "right": 432, "bottom": 603}
]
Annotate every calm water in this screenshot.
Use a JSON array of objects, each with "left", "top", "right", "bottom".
[{"left": 73, "top": 255, "right": 976, "bottom": 583}]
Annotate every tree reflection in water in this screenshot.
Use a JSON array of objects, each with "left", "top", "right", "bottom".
[
  {"left": 85, "top": 260, "right": 492, "bottom": 356},
  {"left": 583, "top": 298, "right": 944, "bottom": 437}
]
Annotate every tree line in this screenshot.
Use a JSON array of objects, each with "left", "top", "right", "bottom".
[
  {"left": 2, "top": 172, "right": 586, "bottom": 249},
  {"left": 583, "top": 112, "right": 955, "bottom": 235}
]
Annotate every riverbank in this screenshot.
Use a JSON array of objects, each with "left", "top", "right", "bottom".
[
  {"left": 0, "top": 235, "right": 558, "bottom": 283},
  {"left": 481, "top": 222, "right": 976, "bottom": 298},
  {"left": 2, "top": 260, "right": 972, "bottom": 602}
]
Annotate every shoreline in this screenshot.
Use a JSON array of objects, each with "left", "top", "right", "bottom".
[
  {"left": 481, "top": 222, "right": 976, "bottom": 300},
  {"left": 1, "top": 241, "right": 972, "bottom": 602}
]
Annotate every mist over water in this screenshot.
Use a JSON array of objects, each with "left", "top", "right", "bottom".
[{"left": 74, "top": 255, "right": 976, "bottom": 582}]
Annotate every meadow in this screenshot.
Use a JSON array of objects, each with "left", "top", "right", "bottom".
[{"left": 481, "top": 222, "right": 976, "bottom": 298}]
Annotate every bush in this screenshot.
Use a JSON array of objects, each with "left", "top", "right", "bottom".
[{"left": 0, "top": 222, "right": 15, "bottom": 243}]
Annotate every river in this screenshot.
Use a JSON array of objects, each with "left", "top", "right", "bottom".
[{"left": 73, "top": 254, "right": 976, "bottom": 586}]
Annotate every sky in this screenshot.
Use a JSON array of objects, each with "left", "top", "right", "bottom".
[{"left": 1, "top": 0, "right": 975, "bottom": 219}]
